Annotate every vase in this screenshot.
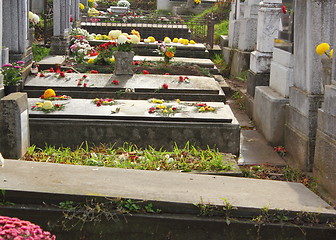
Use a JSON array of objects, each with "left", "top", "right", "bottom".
[
  {"left": 113, "top": 51, "right": 134, "bottom": 75},
  {"left": 4, "top": 85, "right": 20, "bottom": 96}
]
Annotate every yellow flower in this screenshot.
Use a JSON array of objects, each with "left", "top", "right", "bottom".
[
  {"left": 163, "top": 110, "right": 168, "bottom": 113},
  {"left": 152, "top": 99, "right": 163, "bottom": 104},
  {"left": 88, "top": 7, "right": 99, "bottom": 17},
  {"left": 157, "top": 105, "right": 167, "bottom": 109},
  {"left": 88, "top": 0, "right": 94, "bottom": 2},
  {"left": 42, "top": 101, "right": 53, "bottom": 110},
  {"left": 330, "top": 49, "right": 334, "bottom": 59},
  {"left": 87, "top": 58, "right": 95, "bottom": 64},
  {"left": 95, "top": 34, "right": 102, "bottom": 40},
  {"left": 36, "top": 102, "right": 43, "bottom": 107},
  {"left": 43, "top": 89, "right": 56, "bottom": 99},
  {"left": 172, "top": 38, "right": 178, "bottom": 43},
  {"left": 102, "top": 35, "right": 109, "bottom": 40},
  {"left": 274, "top": 39, "right": 285, "bottom": 43},
  {"left": 209, "top": 107, "right": 215, "bottom": 111},
  {"left": 79, "top": 3, "right": 85, "bottom": 10},
  {"left": 176, "top": 99, "right": 180, "bottom": 103},
  {"left": 93, "top": 98, "right": 100, "bottom": 102},
  {"left": 199, "top": 107, "right": 205, "bottom": 111},
  {"left": 108, "top": 30, "right": 122, "bottom": 40},
  {"left": 109, "top": 57, "right": 115, "bottom": 63},
  {"left": 148, "top": 36, "right": 156, "bottom": 43},
  {"left": 144, "top": 38, "right": 150, "bottom": 43},
  {"left": 178, "top": 38, "right": 183, "bottom": 43},
  {"left": 103, "top": 101, "right": 108, "bottom": 104},
  {"left": 182, "top": 39, "right": 189, "bottom": 45},
  {"left": 190, "top": 40, "right": 196, "bottom": 44},
  {"left": 316, "top": 43, "right": 330, "bottom": 55},
  {"left": 131, "top": 29, "right": 141, "bottom": 39}
]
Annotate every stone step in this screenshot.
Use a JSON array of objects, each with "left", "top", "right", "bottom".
[
  {"left": 23, "top": 73, "right": 225, "bottom": 102},
  {"left": 28, "top": 98, "right": 240, "bottom": 154}
]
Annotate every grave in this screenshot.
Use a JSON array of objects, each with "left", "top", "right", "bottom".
[
  {"left": 88, "top": 41, "right": 210, "bottom": 59},
  {"left": 28, "top": 98, "right": 240, "bottom": 155},
  {"left": 23, "top": 73, "right": 226, "bottom": 102}
]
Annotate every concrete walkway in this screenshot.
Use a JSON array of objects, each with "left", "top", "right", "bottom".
[{"left": 0, "top": 160, "right": 335, "bottom": 215}]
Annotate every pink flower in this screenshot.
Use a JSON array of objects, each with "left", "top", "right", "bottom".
[
  {"left": 2, "top": 63, "right": 12, "bottom": 67},
  {"left": 162, "top": 83, "right": 168, "bottom": 89},
  {"left": 16, "top": 61, "right": 25, "bottom": 64},
  {"left": 165, "top": 73, "right": 170, "bottom": 75}
]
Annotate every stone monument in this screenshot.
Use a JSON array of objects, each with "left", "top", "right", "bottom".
[
  {"left": 0, "top": 93, "right": 30, "bottom": 159},
  {"left": 313, "top": 2, "right": 336, "bottom": 200},
  {"left": 285, "top": 0, "right": 334, "bottom": 171}
]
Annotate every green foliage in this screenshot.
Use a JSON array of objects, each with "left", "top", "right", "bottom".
[
  {"left": 59, "top": 201, "right": 76, "bottom": 210},
  {"left": 214, "top": 20, "right": 229, "bottom": 43},
  {"left": 236, "top": 70, "right": 248, "bottom": 82},
  {"left": 32, "top": 44, "right": 50, "bottom": 62},
  {"left": 23, "top": 142, "right": 235, "bottom": 173}
]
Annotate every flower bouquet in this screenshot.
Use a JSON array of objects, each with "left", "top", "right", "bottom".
[
  {"left": 156, "top": 43, "right": 176, "bottom": 64},
  {"left": 31, "top": 101, "right": 66, "bottom": 113}
]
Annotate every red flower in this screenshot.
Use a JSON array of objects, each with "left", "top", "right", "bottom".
[
  {"left": 39, "top": 73, "right": 45, "bottom": 77},
  {"left": 49, "top": 68, "right": 55, "bottom": 73},
  {"left": 83, "top": 83, "right": 87, "bottom": 87},
  {"left": 32, "top": 105, "right": 36, "bottom": 108},
  {"left": 70, "top": 17, "right": 73, "bottom": 22},
  {"left": 82, "top": 75, "right": 87, "bottom": 78},
  {"left": 77, "top": 80, "right": 82, "bottom": 86},
  {"left": 55, "top": 104, "right": 60, "bottom": 107},
  {"left": 158, "top": 40, "right": 162, "bottom": 43},
  {"left": 148, "top": 110, "right": 155, "bottom": 113},
  {"left": 196, "top": 103, "right": 207, "bottom": 107},
  {"left": 162, "top": 83, "right": 169, "bottom": 89},
  {"left": 96, "top": 102, "right": 102, "bottom": 106},
  {"left": 60, "top": 72, "right": 65, "bottom": 77},
  {"left": 143, "top": 70, "right": 149, "bottom": 74},
  {"left": 172, "top": 107, "right": 177, "bottom": 110},
  {"left": 66, "top": 69, "right": 73, "bottom": 73},
  {"left": 282, "top": 5, "right": 287, "bottom": 14},
  {"left": 90, "top": 70, "right": 98, "bottom": 74},
  {"left": 184, "top": 76, "right": 189, "bottom": 80},
  {"left": 40, "top": 95, "right": 44, "bottom": 99},
  {"left": 112, "top": 80, "right": 119, "bottom": 85},
  {"left": 179, "top": 76, "right": 184, "bottom": 82},
  {"left": 165, "top": 73, "right": 170, "bottom": 75},
  {"left": 132, "top": 61, "right": 140, "bottom": 65}
]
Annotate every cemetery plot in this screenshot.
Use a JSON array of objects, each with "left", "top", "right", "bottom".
[
  {"left": 24, "top": 73, "right": 225, "bottom": 102},
  {"left": 28, "top": 98, "right": 240, "bottom": 155}
]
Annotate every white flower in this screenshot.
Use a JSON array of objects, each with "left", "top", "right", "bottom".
[
  {"left": 109, "top": 30, "right": 122, "bottom": 40},
  {"left": 144, "top": 38, "right": 150, "bottom": 43},
  {"left": 42, "top": 101, "right": 53, "bottom": 110},
  {"left": 117, "top": 0, "right": 130, "bottom": 8},
  {"left": 117, "top": 34, "right": 127, "bottom": 44},
  {"left": 129, "top": 35, "right": 140, "bottom": 44},
  {"left": 33, "top": 14, "right": 40, "bottom": 24}
]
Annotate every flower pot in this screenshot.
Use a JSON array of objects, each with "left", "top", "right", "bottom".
[
  {"left": 113, "top": 51, "right": 134, "bottom": 75},
  {"left": 4, "top": 85, "right": 20, "bottom": 96}
]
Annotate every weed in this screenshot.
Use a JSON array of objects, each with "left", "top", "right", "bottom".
[
  {"left": 59, "top": 201, "right": 76, "bottom": 210},
  {"left": 23, "top": 142, "right": 236, "bottom": 173},
  {"left": 32, "top": 43, "right": 50, "bottom": 62},
  {"left": 236, "top": 70, "right": 248, "bottom": 82},
  {"left": 0, "top": 189, "right": 15, "bottom": 206}
]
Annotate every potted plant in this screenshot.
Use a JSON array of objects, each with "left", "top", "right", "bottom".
[
  {"left": 1, "top": 61, "right": 25, "bottom": 95},
  {"left": 108, "top": 29, "right": 140, "bottom": 75}
]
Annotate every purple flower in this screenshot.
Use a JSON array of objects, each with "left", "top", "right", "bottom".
[
  {"left": 16, "top": 61, "right": 25, "bottom": 64},
  {"left": 2, "top": 63, "right": 12, "bottom": 67}
]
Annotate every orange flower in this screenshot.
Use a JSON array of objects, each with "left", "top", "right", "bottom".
[
  {"left": 43, "top": 89, "right": 56, "bottom": 99},
  {"left": 165, "top": 51, "right": 174, "bottom": 58}
]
